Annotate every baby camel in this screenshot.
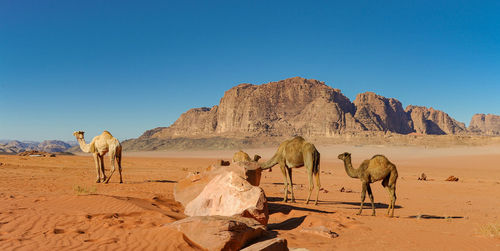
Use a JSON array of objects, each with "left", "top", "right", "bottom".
[
  {"left": 337, "top": 152, "right": 398, "bottom": 217},
  {"left": 232, "top": 150, "right": 261, "bottom": 163},
  {"left": 73, "top": 131, "right": 123, "bottom": 184}
]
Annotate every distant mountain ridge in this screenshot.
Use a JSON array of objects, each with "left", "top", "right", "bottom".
[
  {"left": 0, "top": 140, "right": 76, "bottom": 154},
  {"left": 135, "top": 77, "right": 498, "bottom": 141}
]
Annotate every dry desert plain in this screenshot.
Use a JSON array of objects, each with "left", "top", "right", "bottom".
[{"left": 1, "top": 144, "right": 500, "bottom": 250}]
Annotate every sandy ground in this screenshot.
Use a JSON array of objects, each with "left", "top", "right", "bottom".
[{"left": 1, "top": 145, "right": 500, "bottom": 250}]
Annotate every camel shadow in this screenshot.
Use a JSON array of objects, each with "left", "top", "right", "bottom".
[
  {"left": 267, "top": 197, "right": 335, "bottom": 215},
  {"left": 145, "top": 179, "right": 177, "bottom": 183},
  {"left": 268, "top": 215, "right": 307, "bottom": 230},
  {"left": 126, "top": 179, "right": 178, "bottom": 184},
  {"left": 321, "top": 200, "right": 403, "bottom": 209},
  {"left": 407, "top": 214, "right": 464, "bottom": 219}
]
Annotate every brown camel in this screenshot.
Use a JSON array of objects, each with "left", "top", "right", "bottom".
[
  {"left": 232, "top": 150, "right": 261, "bottom": 163},
  {"left": 337, "top": 152, "right": 398, "bottom": 217},
  {"left": 73, "top": 131, "right": 123, "bottom": 184},
  {"left": 260, "top": 136, "right": 320, "bottom": 204}
]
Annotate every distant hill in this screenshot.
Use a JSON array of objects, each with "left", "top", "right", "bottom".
[
  {"left": 0, "top": 140, "right": 76, "bottom": 154},
  {"left": 122, "top": 77, "right": 500, "bottom": 150}
]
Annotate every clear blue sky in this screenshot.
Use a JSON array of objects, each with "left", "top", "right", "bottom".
[{"left": 1, "top": 0, "right": 499, "bottom": 141}]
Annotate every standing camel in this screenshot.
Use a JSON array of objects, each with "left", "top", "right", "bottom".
[
  {"left": 337, "top": 152, "right": 398, "bottom": 217},
  {"left": 260, "top": 136, "right": 321, "bottom": 205},
  {"left": 73, "top": 131, "right": 123, "bottom": 184}
]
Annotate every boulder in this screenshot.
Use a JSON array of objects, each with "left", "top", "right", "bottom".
[
  {"left": 445, "top": 176, "right": 459, "bottom": 182},
  {"left": 184, "top": 171, "right": 269, "bottom": 225},
  {"left": 241, "top": 238, "right": 288, "bottom": 251},
  {"left": 174, "top": 162, "right": 264, "bottom": 206},
  {"left": 165, "top": 215, "right": 265, "bottom": 251}
]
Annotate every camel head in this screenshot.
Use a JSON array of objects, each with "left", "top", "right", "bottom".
[
  {"left": 253, "top": 154, "right": 262, "bottom": 162},
  {"left": 73, "top": 131, "right": 85, "bottom": 140},
  {"left": 338, "top": 152, "right": 351, "bottom": 161}
]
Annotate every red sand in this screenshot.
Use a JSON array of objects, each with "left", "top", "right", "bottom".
[{"left": 1, "top": 145, "right": 500, "bottom": 250}]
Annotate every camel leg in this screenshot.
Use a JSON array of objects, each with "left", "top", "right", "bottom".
[
  {"left": 366, "top": 183, "right": 375, "bottom": 216},
  {"left": 280, "top": 165, "right": 288, "bottom": 202},
  {"left": 117, "top": 151, "right": 123, "bottom": 184},
  {"left": 388, "top": 185, "right": 397, "bottom": 217},
  {"left": 358, "top": 182, "right": 367, "bottom": 215},
  {"left": 287, "top": 167, "right": 296, "bottom": 203},
  {"left": 93, "top": 153, "right": 101, "bottom": 183},
  {"left": 99, "top": 155, "right": 106, "bottom": 182},
  {"left": 305, "top": 166, "right": 313, "bottom": 204},
  {"left": 105, "top": 150, "right": 117, "bottom": 184},
  {"left": 314, "top": 170, "right": 321, "bottom": 205}
]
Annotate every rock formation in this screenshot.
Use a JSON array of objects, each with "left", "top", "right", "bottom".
[
  {"left": 124, "top": 77, "right": 499, "bottom": 150},
  {"left": 164, "top": 215, "right": 265, "bottom": 251},
  {"left": 469, "top": 114, "right": 500, "bottom": 135},
  {"left": 353, "top": 92, "right": 412, "bottom": 134},
  {"left": 406, "top": 105, "right": 467, "bottom": 135},
  {"left": 141, "top": 77, "right": 362, "bottom": 139},
  {"left": 174, "top": 162, "right": 268, "bottom": 225},
  {"left": 183, "top": 171, "right": 268, "bottom": 225}
]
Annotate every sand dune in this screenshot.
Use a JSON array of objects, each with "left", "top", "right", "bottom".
[{"left": 1, "top": 145, "right": 500, "bottom": 250}]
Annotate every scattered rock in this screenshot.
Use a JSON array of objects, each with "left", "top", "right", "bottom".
[
  {"left": 320, "top": 188, "right": 329, "bottom": 193},
  {"left": 299, "top": 226, "right": 339, "bottom": 239},
  {"left": 418, "top": 173, "right": 427, "bottom": 181},
  {"left": 184, "top": 171, "right": 269, "bottom": 225},
  {"left": 234, "top": 161, "right": 263, "bottom": 186},
  {"left": 241, "top": 237, "right": 288, "bottom": 251},
  {"left": 445, "top": 176, "right": 459, "bottom": 182},
  {"left": 165, "top": 215, "right": 265, "bottom": 251},
  {"left": 339, "top": 187, "right": 353, "bottom": 193},
  {"left": 53, "top": 228, "right": 64, "bottom": 234}
]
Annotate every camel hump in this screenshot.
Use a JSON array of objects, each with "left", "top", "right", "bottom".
[
  {"left": 291, "top": 136, "right": 305, "bottom": 142},
  {"left": 371, "top": 154, "right": 387, "bottom": 160},
  {"left": 102, "top": 131, "right": 113, "bottom": 137}
]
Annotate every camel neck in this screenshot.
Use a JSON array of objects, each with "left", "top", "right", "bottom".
[
  {"left": 343, "top": 156, "right": 359, "bottom": 178},
  {"left": 260, "top": 156, "right": 278, "bottom": 170},
  {"left": 77, "top": 138, "right": 91, "bottom": 153}
]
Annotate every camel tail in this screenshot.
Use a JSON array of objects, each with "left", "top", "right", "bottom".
[{"left": 313, "top": 149, "right": 320, "bottom": 175}]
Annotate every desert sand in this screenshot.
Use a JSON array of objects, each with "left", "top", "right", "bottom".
[{"left": 1, "top": 145, "right": 500, "bottom": 250}]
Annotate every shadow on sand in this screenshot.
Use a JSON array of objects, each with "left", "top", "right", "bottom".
[
  {"left": 268, "top": 215, "right": 307, "bottom": 230},
  {"left": 320, "top": 200, "right": 403, "bottom": 209},
  {"left": 407, "top": 214, "right": 464, "bottom": 219},
  {"left": 267, "top": 197, "right": 335, "bottom": 215}
]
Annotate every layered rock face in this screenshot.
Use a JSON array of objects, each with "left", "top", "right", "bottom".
[
  {"left": 406, "top": 106, "right": 467, "bottom": 135},
  {"left": 142, "top": 77, "right": 362, "bottom": 139},
  {"left": 469, "top": 114, "right": 500, "bottom": 135},
  {"left": 353, "top": 92, "right": 412, "bottom": 134},
  {"left": 138, "top": 77, "right": 486, "bottom": 140}
]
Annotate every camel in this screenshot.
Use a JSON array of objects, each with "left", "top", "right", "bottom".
[
  {"left": 260, "top": 136, "right": 321, "bottom": 205},
  {"left": 337, "top": 152, "right": 398, "bottom": 217},
  {"left": 73, "top": 131, "right": 123, "bottom": 184},
  {"left": 232, "top": 150, "right": 261, "bottom": 163}
]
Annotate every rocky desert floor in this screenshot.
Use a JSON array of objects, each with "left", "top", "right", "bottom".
[{"left": 1, "top": 144, "right": 500, "bottom": 250}]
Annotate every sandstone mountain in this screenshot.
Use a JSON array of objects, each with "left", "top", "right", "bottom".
[
  {"left": 124, "top": 77, "right": 497, "bottom": 150},
  {"left": 469, "top": 114, "right": 500, "bottom": 135},
  {"left": 405, "top": 106, "right": 467, "bottom": 135}
]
